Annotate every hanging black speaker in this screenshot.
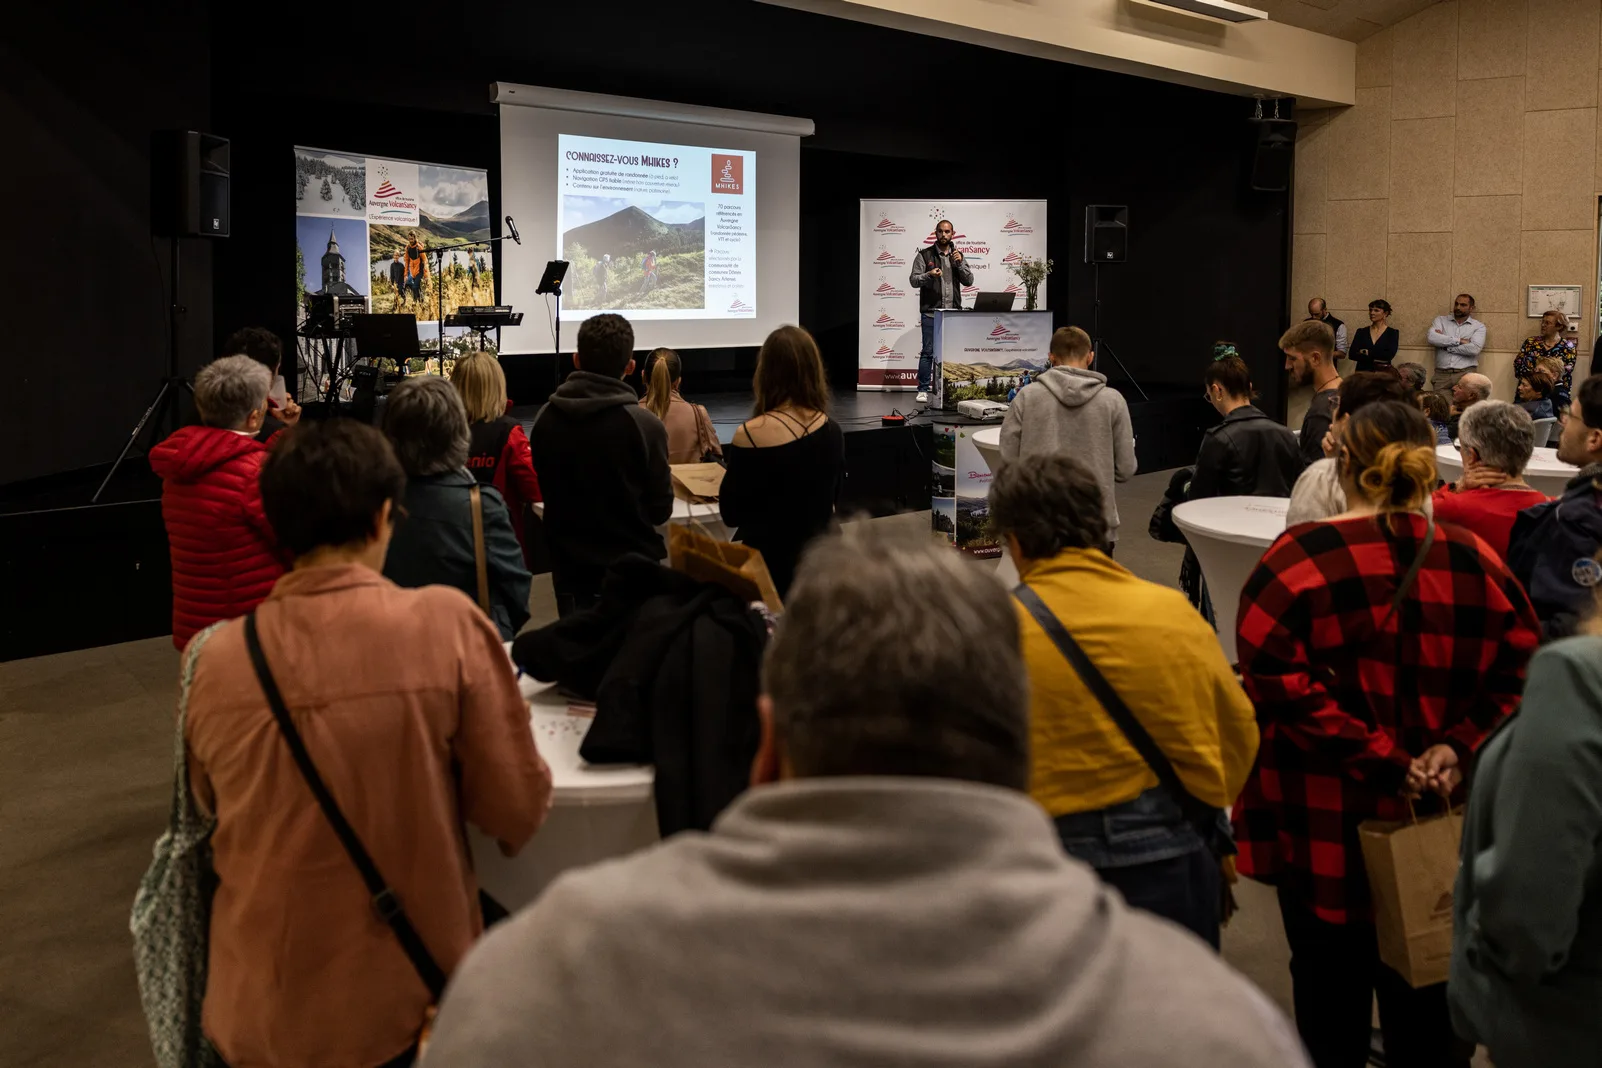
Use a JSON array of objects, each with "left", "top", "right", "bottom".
[
  {"left": 151, "top": 130, "right": 231, "bottom": 238},
  {"left": 1084, "top": 205, "right": 1128, "bottom": 263},
  {"left": 1249, "top": 118, "right": 1297, "bottom": 192}
]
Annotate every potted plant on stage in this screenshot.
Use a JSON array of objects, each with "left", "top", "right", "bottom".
[{"left": 1006, "top": 256, "right": 1053, "bottom": 312}]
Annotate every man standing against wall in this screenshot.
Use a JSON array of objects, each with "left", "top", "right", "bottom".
[
  {"left": 1428, "top": 294, "right": 1486, "bottom": 400},
  {"left": 1307, "top": 298, "right": 1347, "bottom": 358},
  {"left": 909, "top": 219, "right": 974, "bottom": 405}
]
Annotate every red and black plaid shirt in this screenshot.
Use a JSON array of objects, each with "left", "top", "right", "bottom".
[{"left": 1234, "top": 513, "right": 1538, "bottom": 924}]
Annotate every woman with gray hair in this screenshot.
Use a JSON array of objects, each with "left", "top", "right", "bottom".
[
  {"left": 1432, "top": 399, "right": 1550, "bottom": 559},
  {"left": 150, "top": 354, "right": 286, "bottom": 648},
  {"left": 382, "top": 375, "right": 531, "bottom": 639}
]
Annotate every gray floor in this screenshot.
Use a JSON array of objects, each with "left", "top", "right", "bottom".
[{"left": 0, "top": 469, "right": 1295, "bottom": 1066}]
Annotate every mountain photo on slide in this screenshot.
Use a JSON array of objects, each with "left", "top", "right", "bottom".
[{"left": 561, "top": 197, "right": 705, "bottom": 312}]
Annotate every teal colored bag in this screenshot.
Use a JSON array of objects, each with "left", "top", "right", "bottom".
[{"left": 130, "top": 622, "right": 226, "bottom": 1068}]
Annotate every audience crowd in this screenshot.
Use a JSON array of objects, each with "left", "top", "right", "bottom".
[{"left": 137, "top": 299, "right": 1602, "bottom": 1068}]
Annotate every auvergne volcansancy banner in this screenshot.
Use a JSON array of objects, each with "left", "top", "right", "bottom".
[{"left": 856, "top": 200, "right": 1048, "bottom": 390}]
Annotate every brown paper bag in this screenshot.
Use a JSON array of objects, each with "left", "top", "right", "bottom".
[
  {"left": 1358, "top": 806, "right": 1463, "bottom": 988},
  {"left": 668, "top": 523, "right": 782, "bottom": 613},
  {"left": 671, "top": 463, "right": 726, "bottom": 503}
]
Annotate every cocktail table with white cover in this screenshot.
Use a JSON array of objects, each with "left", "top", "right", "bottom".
[
  {"left": 972, "top": 426, "right": 1003, "bottom": 472},
  {"left": 1434, "top": 444, "right": 1578, "bottom": 498},
  {"left": 1171, "top": 496, "right": 1289, "bottom": 664},
  {"left": 469, "top": 654, "right": 658, "bottom": 910}
]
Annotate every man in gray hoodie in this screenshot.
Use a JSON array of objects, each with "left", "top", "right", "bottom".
[
  {"left": 425, "top": 530, "right": 1310, "bottom": 1068},
  {"left": 999, "top": 325, "right": 1137, "bottom": 548}
]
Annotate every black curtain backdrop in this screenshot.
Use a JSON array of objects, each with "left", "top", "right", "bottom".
[{"left": 4, "top": 0, "right": 1290, "bottom": 486}]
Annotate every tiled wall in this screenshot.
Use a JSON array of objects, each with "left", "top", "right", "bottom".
[{"left": 1291, "top": 0, "right": 1602, "bottom": 421}]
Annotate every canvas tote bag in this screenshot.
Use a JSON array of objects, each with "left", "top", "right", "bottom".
[{"left": 131, "top": 621, "right": 227, "bottom": 1068}]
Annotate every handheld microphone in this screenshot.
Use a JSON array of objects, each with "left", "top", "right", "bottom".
[{"left": 505, "top": 216, "right": 521, "bottom": 245}]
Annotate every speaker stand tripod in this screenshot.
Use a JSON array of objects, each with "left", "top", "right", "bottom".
[
  {"left": 1088, "top": 261, "right": 1149, "bottom": 402},
  {"left": 94, "top": 236, "right": 193, "bottom": 503}
]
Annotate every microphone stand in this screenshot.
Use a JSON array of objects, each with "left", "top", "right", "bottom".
[{"left": 427, "top": 228, "right": 516, "bottom": 366}]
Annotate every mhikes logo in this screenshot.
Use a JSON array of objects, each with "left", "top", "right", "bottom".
[
  {"left": 873, "top": 308, "right": 905, "bottom": 330},
  {"left": 874, "top": 246, "right": 906, "bottom": 266},
  {"left": 728, "top": 298, "right": 753, "bottom": 313},
  {"left": 875, "top": 217, "right": 907, "bottom": 234},
  {"left": 874, "top": 277, "right": 906, "bottom": 298},
  {"left": 1001, "top": 216, "right": 1035, "bottom": 235},
  {"left": 873, "top": 344, "right": 902, "bottom": 361},
  {"left": 712, "top": 154, "right": 744, "bottom": 194},
  {"left": 988, "top": 319, "right": 1021, "bottom": 344}
]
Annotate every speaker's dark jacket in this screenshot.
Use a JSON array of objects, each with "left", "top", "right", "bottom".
[{"left": 911, "top": 244, "right": 975, "bottom": 312}]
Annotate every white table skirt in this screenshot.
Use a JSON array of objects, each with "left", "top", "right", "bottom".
[
  {"left": 471, "top": 653, "right": 658, "bottom": 909},
  {"left": 1172, "top": 496, "right": 1289, "bottom": 664}
]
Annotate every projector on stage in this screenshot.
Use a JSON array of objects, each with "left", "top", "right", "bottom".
[{"left": 956, "top": 399, "right": 1011, "bottom": 420}]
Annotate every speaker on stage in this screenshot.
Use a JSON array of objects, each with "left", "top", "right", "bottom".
[
  {"left": 1084, "top": 205, "right": 1128, "bottom": 263},
  {"left": 151, "top": 131, "right": 231, "bottom": 238},
  {"left": 1249, "top": 118, "right": 1296, "bottom": 192}
]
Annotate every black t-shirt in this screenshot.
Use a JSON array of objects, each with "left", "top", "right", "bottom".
[
  {"left": 1299, "top": 387, "right": 1339, "bottom": 468},
  {"left": 718, "top": 419, "right": 846, "bottom": 598}
]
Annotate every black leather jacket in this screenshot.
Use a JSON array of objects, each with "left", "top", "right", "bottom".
[{"left": 1187, "top": 405, "right": 1302, "bottom": 501}]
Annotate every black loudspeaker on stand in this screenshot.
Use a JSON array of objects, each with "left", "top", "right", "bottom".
[
  {"left": 93, "top": 131, "right": 231, "bottom": 504},
  {"left": 1082, "top": 204, "right": 1147, "bottom": 402}
]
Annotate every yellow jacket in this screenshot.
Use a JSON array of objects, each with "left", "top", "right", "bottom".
[{"left": 1016, "top": 549, "right": 1258, "bottom": 817}]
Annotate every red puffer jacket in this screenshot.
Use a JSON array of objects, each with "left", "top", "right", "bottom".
[{"left": 150, "top": 426, "right": 286, "bottom": 649}]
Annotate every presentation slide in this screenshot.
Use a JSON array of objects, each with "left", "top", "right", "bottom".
[
  {"left": 558, "top": 134, "right": 755, "bottom": 321},
  {"left": 496, "top": 84, "right": 810, "bottom": 353}
]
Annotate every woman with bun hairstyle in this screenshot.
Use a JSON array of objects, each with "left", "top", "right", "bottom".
[
  {"left": 1234, "top": 400, "right": 1539, "bottom": 1068},
  {"left": 641, "top": 347, "right": 723, "bottom": 465}
]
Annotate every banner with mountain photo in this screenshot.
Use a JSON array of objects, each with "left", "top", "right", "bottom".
[
  {"left": 295, "top": 146, "right": 495, "bottom": 357},
  {"left": 857, "top": 199, "right": 1047, "bottom": 390}
]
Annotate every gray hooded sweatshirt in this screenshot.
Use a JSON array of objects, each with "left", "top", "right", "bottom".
[
  {"left": 999, "top": 364, "right": 1137, "bottom": 538},
  {"left": 425, "top": 778, "right": 1309, "bottom": 1068}
]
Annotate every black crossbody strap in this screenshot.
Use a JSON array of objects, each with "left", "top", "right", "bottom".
[
  {"left": 243, "top": 611, "right": 447, "bottom": 1000},
  {"left": 1013, "top": 585, "right": 1205, "bottom": 820}
]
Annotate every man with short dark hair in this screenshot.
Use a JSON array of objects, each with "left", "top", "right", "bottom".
[
  {"left": 1281, "top": 319, "right": 1341, "bottom": 468},
  {"left": 150, "top": 355, "right": 285, "bottom": 649},
  {"left": 993, "top": 455, "right": 1257, "bottom": 948},
  {"left": 423, "top": 530, "right": 1310, "bottom": 1068},
  {"left": 528, "top": 313, "right": 672, "bottom": 615},
  {"left": 999, "top": 324, "right": 1136, "bottom": 549},
  {"left": 1427, "top": 293, "right": 1486, "bottom": 400},
  {"left": 1306, "top": 297, "right": 1347, "bottom": 357},
  {"left": 1508, "top": 374, "right": 1602, "bottom": 639},
  {"left": 909, "top": 219, "right": 974, "bottom": 403},
  {"left": 220, "top": 325, "right": 300, "bottom": 437}
]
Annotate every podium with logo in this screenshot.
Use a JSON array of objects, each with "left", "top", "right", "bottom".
[
  {"left": 931, "top": 310, "right": 1054, "bottom": 409},
  {"left": 928, "top": 309, "right": 1053, "bottom": 558}
]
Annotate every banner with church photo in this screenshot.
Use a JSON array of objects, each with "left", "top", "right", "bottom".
[
  {"left": 856, "top": 199, "right": 1048, "bottom": 390},
  {"left": 294, "top": 146, "right": 496, "bottom": 358}
]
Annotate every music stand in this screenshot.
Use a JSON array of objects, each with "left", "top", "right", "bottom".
[
  {"left": 349, "top": 314, "right": 422, "bottom": 379},
  {"left": 536, "top": 260, "right": 570, "bottom": 385}
]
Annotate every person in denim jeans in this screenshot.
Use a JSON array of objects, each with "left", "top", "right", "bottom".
[{"left": 991, "top": 455, "right": 1259, "bottom": 948}]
